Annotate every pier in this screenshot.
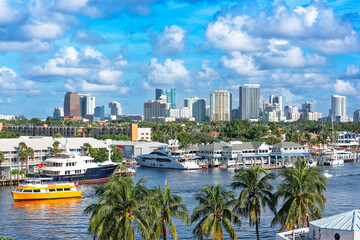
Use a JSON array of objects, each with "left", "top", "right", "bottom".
[{"left": 0, "top": 178, "right": 27, "bottom": 186}]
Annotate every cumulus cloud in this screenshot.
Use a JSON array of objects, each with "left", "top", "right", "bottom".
[
  {"left": 29, "top": 46, "right": 126, "bottom": 84},
  {"left": 146, "top": 58, "right": 190, "bottom": 87},
  {"left": 197, "top": 60, "right": 220, "bottom": 81},
  {"left": 152, "top": 25, "right": 186, "bottom": 56},
  {"left": 333, "top": 79, "right": 357, "bottom": 96},
  {"left": 205, "top": 15, "right": 266, "bottom": 52},
  {"left": 342, "top": 65, "right": 360, "bottom": 78},
  {"left": 220, "top": 52, "right": 265, "bottom": 76},
  {"left": 0, "top": 67, "right": 41, "bottom": 96},
  {"left": 71, "top": 30, "right": 107, "bottom": 45},
  {"left": 64, "top": 79, "right": 129, "bottom": 94}
]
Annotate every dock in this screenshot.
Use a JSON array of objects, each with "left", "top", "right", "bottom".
[
  {"left": 0, "top": 178, "right": 27, "bottom": 186},
  {"left": 113, "top": 169, "right": 136, "bottom": 177}
]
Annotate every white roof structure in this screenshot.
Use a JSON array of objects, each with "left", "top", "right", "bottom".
[
  {"left": 0, "top": 136, "right": 107, "bottom": 152},
  {"left": 310, "top": 210, "right": 360, "bottom": 231}
]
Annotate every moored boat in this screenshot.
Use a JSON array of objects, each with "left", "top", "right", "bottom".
[{"left": 12, "top": 178, "right": 81, "bottom": 201}]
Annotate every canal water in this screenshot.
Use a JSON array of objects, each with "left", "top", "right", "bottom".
[{"left": 0, "top": 162, "right": 359, "bottom": 239}]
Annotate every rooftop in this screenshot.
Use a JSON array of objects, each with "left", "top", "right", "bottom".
[{"left": 310, "top": 209, "right": 360, "bottom": 231}]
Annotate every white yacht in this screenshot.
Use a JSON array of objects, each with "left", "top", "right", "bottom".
[
  {"left": 135, "top": 140, "right": 201, "bottom": 170},
  {"left": 323, "top": 170, "right": 332, "bottom": 178},
  {"left": 322, "top": 148, "right": 344, "bottom": 166},
  {"left": 39, "top": 145, "right": 118, "bottom": 183}
]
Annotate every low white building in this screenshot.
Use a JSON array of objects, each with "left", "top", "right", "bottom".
[
  {"left": 197, "top": 142, "right": 227, "bottom": 166},
  {"left": 138, "top": 128, "right": 152, "bottom": 141},
  {"left": 111, "top": 141, "right": 167, "bottom": 159},
  {"left": 271, "top": 142, "right": 311, "bottom": 165}
]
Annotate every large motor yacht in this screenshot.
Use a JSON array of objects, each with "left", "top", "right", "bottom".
[
  {"left": 135, "top": 140, "right": 201, "bottom": 170},
  {"left": 39, "top": 146, "right": 118, "bottom": 183}
]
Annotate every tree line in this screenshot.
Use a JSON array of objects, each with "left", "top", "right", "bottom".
[{"left": 84, "top": 160, "right": 327, "bottom": 240}]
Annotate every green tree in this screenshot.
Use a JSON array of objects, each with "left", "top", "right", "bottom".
[
  {"left": 111, "top": 145, "right": 124, "bottom": 162},
  {"left": 85, "top": 127, "right": 94, "bottom": 137},
  {"left": 84, "top": 176, "right": 154, "bottom": 240},
  {"left": 0, "top": 151, "right": 4, "bottom": 162},
  {"left": 53, "top": 133, "right": 63, "bottom": 138},
  {"left": 17, "top": 142, "right": 28, "bottom": 173},
  {"left": 99, "top": 134, "right": 131, "bottom": 141},
  {"left": 231, "top": 167, "right": 276, "bottom": 240},
  {"left": 51, "top": 141, "right": 61, "bottom": 157},
  {"left": 272, "top": 160, "right": 327, "bottom": 231},
  {"left": 176, "top": 132, "right": 193, "bottom": 150},
  {"left": 90, "top": 148, "right": 109, "bottom": 162},
  {"left": 191, "top": 182, "right": 240, "bottom": 240},
  {"left": 83, "top": 143, "right": 92, "bottom": 156},
  {"left": 149, "top": 181, "right": 189, "bottom": 240}
]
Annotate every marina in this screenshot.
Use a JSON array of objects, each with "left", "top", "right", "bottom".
[{"left": 0, "top": 160, "right": 359, "bottom": 239}]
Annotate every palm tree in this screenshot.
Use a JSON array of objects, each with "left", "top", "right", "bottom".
[
  {"left": 272, "top": 159, "right": 327, "bottom": 232},
  {"left": 17, "top": 142, "right": 28, "bottom": 173},
  {"left": 0, "top": 151, "right": 5, "bottom": 163},
  {"left": 149, "top": 181, "right": 189, "bottom": 240},
  {"left": 25, "top": 147, "right": 34, "bottom": 173},
  {"left": 191, "top": 182, "right": 240, "bottom": 240},
  {"left": 51, "top": 141, "right": 61, "bottom": 157},
  {"left": 84, "top": 176, "right": 154, "bottom": 240},
  {"left": 231, "top": 167, "right": 276, "bottom": 240},
  {"left": 83, "top": 143, "right": 92, "bottom": 156}
]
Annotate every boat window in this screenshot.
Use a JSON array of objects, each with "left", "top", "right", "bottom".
[
  {"left": 334, "top": 233, "right": 340, "bottom": 240},
  {"left": 56, "top": 188, "right": 64, "bottom": 191},
  {"left": 64, "top": 188, "right": 70, "bottom": 191},
  {"left": 33, "top": 189, "right": 41, "bottom": 193},
  {"left": 49, "top": 189, "right": 56, "bottom": 192},
  {"left": 23, "top": 190, "right": 32, "bottom": 193}
]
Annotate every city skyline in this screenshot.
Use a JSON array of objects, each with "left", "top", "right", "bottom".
[{"left": 0, "top": 0, "right": 359, "bottom": 118}]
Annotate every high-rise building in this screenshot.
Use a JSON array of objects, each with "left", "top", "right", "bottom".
[
  {"left": 155, "top": 89, "right": 164, "bottom": 100},
  {"left": 301, "top": 101, "right": 313, "bottom": 113},
  {"left": 165, "top": 89, "right": 176, "bottom": 108},
  {"left": 205, "top": 105, "right": 210, "bottom": 121},
  {"left": 144, "top": 98, "right": 171, "bottom": 121},
  {"left": 64, "top": 92, "right": 80, "bottom": 118},
  {"left": 331, "top": 95, "right": 347, "bottom": 122},
  {"left": 53, "top": 107, "right": 64, "bottom": 120},
  {"left": 210, "top": 90, "right": 232, "bottom": 121},
  {"left": 109, "top": 102, "right": 122, "bottom": 117},
  {"left": 239, "top": 84, "right": 260, "bottom": 120},
  {"left": 269, "top": 95, "right": 282, "bottom": 111},
  {"left": 284, "top": 106, "right": 298, "bottom": 119},
  {"left": 79, "top": 94, "right": 95, "bottom": 117},
  {"left": 184, "top": 97, "right": 206, "bottom": 121},
  {"left": 94, "top": 106, "right": 105, "bottom": 121},
  {"left": 353, "top": 110, "right": 360, "bottom": 123}
]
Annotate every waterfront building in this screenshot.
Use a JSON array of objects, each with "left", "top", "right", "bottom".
[
  {"left": 111, "top": 141, "right": 167, "bottom": 159},
  {"left": 155, "top": 88, "right": 164, "bottom": 100},
  {"left": 198, "top": 142, "right": 227, "bottom": 166},
  {"left": 210, "top": 90, "right": 232, "bottom": 121},
  {"left": 144, "top": 97, "right": 171, "bottom": 122},
  {"left": 239, "top": 84, "right": 260, "bottom": 120},
  {"left": 53, "top": 107, "right": 64, "bottom": 120},
  {"left": 301, "top": 101, "right": 313, "bottom": 112},
  {"left": 94, "top": 106, "right": 105, "bottom": 121},
  {"left": 354, "top": 110, "right": 360, "bottom": 122},
  {"left": 331, "top": 94, "right": 347, "bottom": 122},
  {"left": 184, "top": 97, "right": 206, "bottom": 121},
  {"left": 0, "top": 136, "right": 107, "bottom": 178},
  {"left": 222, "top": 141, "right": 272, "bottom": 167},
  {"left": 109, "top": 101, "right": 122, "bottom": 117},
  {"left": 64, "top": 92, "right": 81, "bottom": 119},
  {"left": 271, "top": 142, "right": 310, "bottom": 165},
  {"left": 335, "top": 131, "right": 360, "bottom": 148}
]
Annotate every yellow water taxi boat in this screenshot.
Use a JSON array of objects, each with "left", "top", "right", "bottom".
[{"left": 12, "top": 178, "right": 81, "bottom": 201}]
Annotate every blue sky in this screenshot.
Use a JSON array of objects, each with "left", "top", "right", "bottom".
[{"left": 0, "top": 0, "right": 359, "bottom": 118}]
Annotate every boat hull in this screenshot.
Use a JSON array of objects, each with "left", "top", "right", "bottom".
[
  {"left": 12, "top": 191, "right": 81, "bottom": 201},
  {"left": 42, "top": 164, "right": 118, "bottom": 183}
]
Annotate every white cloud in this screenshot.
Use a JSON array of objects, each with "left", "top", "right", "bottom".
[
  {"left": 153, "top": 25, "right": 186, "bottom": 56},
  {"left": 197, "top": 60, "right": 220, "bottom": 81},
  {"left": 342, "top": 64, "right": 360, "bottom": 78},
  {"left": 147, "top": 58, "right": 190, "bottom": 86},
  {"left": 0, "top": 67, "right": 41, "bottom": 95},
  {"left": 0, "top": 0, "right": 22, "bottom": 25},
  {"left": 65, "top": 79, "right": 129, "bottom": 94},
  {"left": 0, "top": 40, "right": 53, "bottom": 52},
  {"left": 205, "top": 15, "right": 266, "bottom": 52},
  {"left": 333, "top": 80, "right": 357, "bottom": 96},
  {"left": 21, "top": 21, "right": 65, "bottom": 40},
  {"left": 220, "top": 52, "right": 265, "bottom": 76}
]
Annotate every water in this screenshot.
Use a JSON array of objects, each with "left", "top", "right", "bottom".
[{"left": 1, "top": 162, "right": 360, "bottom": 239}]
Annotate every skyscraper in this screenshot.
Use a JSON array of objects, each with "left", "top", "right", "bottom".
[
  {"left": 331, "top": 94, "right": 346, "bottom": 121},
  {"left": 79, "top": 94, "right": 95, "bottom": 117},
  {"left": 144, "top": 99, "right": 171, "bottom": 121},
  {"left": 239, "top": 84, "right": 260, "bottom": 120},
  {"left": 269, "top": 95, "right": 283, "bottom": 111},
  {"left": 155, "top": 89, "right": 164, "bottom": 100},
  {"left": 354, "top": 110, "right": 360, "bottom": 123},
  {"left": 53, "top": 107, "right": 64, "bottom": 120},
  {"left": 184, "top": 97, "right": 206, "bottom": 121},
  {"left": 165, "top": 88, "right": 176, "bottom": 108},
  {"left": 109, "top": 102, "right": 122, "bottom": 116},
  {"left": 64, "top": 92, "right": 80, "bottom": 118},
  {"left": 94, "top": 106, "right": 105, "bottom": 121},
  {"left": 210, "top": 90, "right": 232, "bottom": 121},
  {"left": 301, "top": 101, "right": 313, "bottom": 113}
]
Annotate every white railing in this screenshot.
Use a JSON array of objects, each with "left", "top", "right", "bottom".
[{"left": 275, "top": 228, "right": 309, "bottom": 240}]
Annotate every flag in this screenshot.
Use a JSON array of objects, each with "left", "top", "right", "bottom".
[{"left": 37, "top": 162, "right": 45, "bottom": 168}]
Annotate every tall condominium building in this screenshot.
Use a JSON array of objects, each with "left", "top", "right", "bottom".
[
  {"left": 269, "top": 95, "right": 282, "bottom": 111},
  {"left": 144, "top": 99, "right": 171, "bottom": 121},
  {"left": 53, "top": 107, "right": 64, "bottom": 119},
  {"left": 64, "top": 92, "right": 80, "bottom": 118},
  {"left": 210, "top": 90, "right": 232, "bottom": 121},
  {"left": 301, "top": 101, "right": 313, "bottom": 113},
  {"left": 109, "top": 102, "right": 122, "bottom": 116},
  {"left": 331, "top": 94, "right": 347, "bottom": 121},
  {"left": 94, "top": 106, "right": 105, "bottom": 121},
  {"left": 155, "top": 89, "right": 164, "bottom": 100},
  {"left": 184, "top": 97, "right": 206, "bottom": 121},
  {"left": 168, "top": 108, "right": 191, "bottom": 119},
  {"left": 79, "top": 94, "right": 95, "bottom": 117},
  {"left": 239, "top": 84, "right": 260, "bottom": 120},
  {"left": 353, "top": 110, "right": 360, "bottom": 123},
  {"left": 165, "top": 88, "right": 176, "bottom": 108},
  {"left": 284, "top": 106, "right": 298, "bottom": 116}
]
